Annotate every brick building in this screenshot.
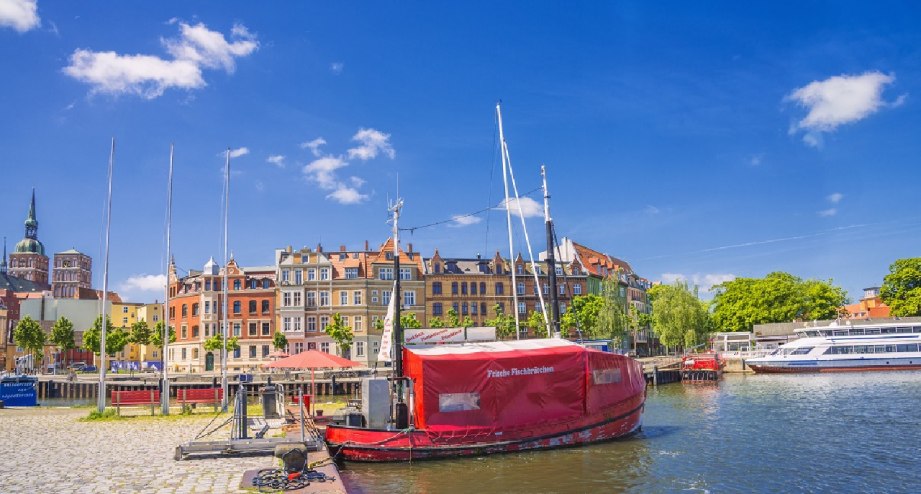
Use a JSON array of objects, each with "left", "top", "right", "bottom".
[
  {"left": 52, "top": 249, "right": 92, "bottom": 298},
  {"left": 8, "top": 190, "right": 50, "bottom": 287}
]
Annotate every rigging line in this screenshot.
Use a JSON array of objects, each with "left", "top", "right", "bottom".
[
  {"left": 397, "top": 186, "right": 542, "bottom": 233},
  {"left": 484, "top": 118, "right": 499, "bottom": 257}
]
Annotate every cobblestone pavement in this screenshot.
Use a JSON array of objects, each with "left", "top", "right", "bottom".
[{"left": 0, "top": 407, "right": 273, "bottom": 493}]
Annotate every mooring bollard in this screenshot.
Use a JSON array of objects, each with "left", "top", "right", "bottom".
[{"left": 653, "top": 365, "right": 658, "bottom": 386}]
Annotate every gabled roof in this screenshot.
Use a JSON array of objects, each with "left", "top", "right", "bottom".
[
  {"left": 0, "top": 272, "right": 46, "bottom": 293},
  {"left": 570, "top": 240, "right": 633, "bottom": 277}
]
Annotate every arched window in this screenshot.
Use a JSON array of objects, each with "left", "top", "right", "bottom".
[
  {"left": 249, "top": 301, "right": 257, "bottom": 314},
  {"left": 233, "top": 301, "right": 241, "bottom": 314}
]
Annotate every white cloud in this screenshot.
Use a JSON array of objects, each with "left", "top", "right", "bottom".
[
  {"left": 303, "top": 156, "right": 348, "bottom": 190},
  {"left": 818, "top": 208, "right": 837, "bottom": 217},
  {"left": 787, "top": 71, "right": 898, "bottom": 145},
  {"left": 119, "top": 274, "right": 166, "bottom": 293},
  {"left": 266, "top": 155, "right": 285, "bottom": 168},
  {"left": 660, "top": 272, "right": 736, "bottom": 293},
  {"left": 450, "top": 214, "right": 482, "bottom": 227},
  {"left": 228, "top": 147, "right": 249, "bottom": 158},
  {"left": 301, "top": 137, "right": 326, "bottom": 157},
  {"left": 64, "top": 21, "right": 257, "bottom": 99},
  {"left": 827, "top": 192, "right": 843, "bottom": 204},
  {"left": 327, "top": 184, "right": 368, "bottom": 205},
  {"left": 499, "top": 197, "right": 543, "bottom": 218},
  {"left": 330, "top": 62, "right": 344, "bottom": 75},
  {"left": 349, "top": 176, "right": 365, "bottom": 187},
  {"left": 348, "top": 128, "right": 395, "bottom": 160},
  {"left": 0, "top": 0, "right": 40, "bottom": 32}
]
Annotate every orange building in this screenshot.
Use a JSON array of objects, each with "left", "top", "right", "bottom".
[{"left": 843, "top": 287, "right": 891, "bottom": 320}]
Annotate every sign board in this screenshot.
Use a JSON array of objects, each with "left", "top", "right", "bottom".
[
  {"left": 0, "top": 378, "right": 38, "bottom": 406},
  {"left": 404, "top": 327, "right": 496, "bottom": 345}
]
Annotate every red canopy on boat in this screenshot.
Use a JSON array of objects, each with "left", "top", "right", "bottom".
[{"left": 263, "top": 350, "right": 361, "bottom": 369}]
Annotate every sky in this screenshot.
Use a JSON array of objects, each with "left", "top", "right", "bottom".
[{"left": 1, "top": 1, "right": 920, "bottom": 304}]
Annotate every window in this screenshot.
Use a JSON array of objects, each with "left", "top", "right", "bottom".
[
  {"left": 432, "top": 282, "right": 442, "bottom": 295},
  {"left": 480, "top": 282, "right": 486, "bottom": 295},
  {"left": 282, "top": 270, "right": 290, "bottom": 283},
  {"left": 517, "top": 265, "right": 524, "bottom": 274},
  {"left": 181, "top": 348, "right": 187, "bottom": 360},
  {"left": 181, "top": 304, "right": 188, "bottom": 317},
  {"left": 320, "top": 268, "right": 330, "bottom": 280},
  {"left": 122, "top": 317, "right": 128, "bottom": 325},
  {"left": 461, "top": 282, "right": 468, "bottom": 295},
  {"left": 481, "top": 302, "right": 487, "bottom": 316},
  {"left": 434, "top": 263, "right": 441, "bottom": 273},
  {"left": 283, "top": 317, "right": 291, "bottom": 332},
  {"left": 559, "top": 284, "right": 567, "bottom": 295},
  {"left": 461, "top": 302, "right": 468, "bottom": 315},
  {"left": 320, "top": 342, "right": 330, "bottom": 353},
  {"left": 470, "top": 283, "right": 477, "bottom": 295},
  {"left": 354, "top": 316, "right": 363, "bottom": 332},
  {"left": 250, "top": 279, "right": 257, "bottom": 289},
  {"left": 263, "top": 279, "right": 270, "bottom": 289},
  {"left": 382, "top": 291, "right": 391, "bottom": 306},
  {"left": 471, "top": 303, "right": 478, "bottom": 315},
  {"left": 404, "top": 291, "right": 416, "bottom": 306},
  {"left": 433, "top": 302, "right": 443, "bottom": 316},
  {"left": 451, "top": 282, "right": 458, "bottom": 295},
  {"left": 263, "top": 322, "right": 271, "bottom": 335},
  {"left": 517, "top": 283, "right": 525, "bottom": 295},
  {"left": 295, "top": 270, "right": 303, "bottom": 284},
  {"left": 354, "top": 291, "right": 362, "bottom": 305},
  {"left": 452, "top": 302, "right": 459, "bottom": 314},
  {"left": 233, "top": 301, "right": 241, "bottom": 314},
  {"left": 294, "top": 342, "right": 304, "bottom": 354},
  {"left": 233, "top": 347, "right": 241, "bottom": 359},
  {"left": 283, "top": 292, "right": 291, "bottom": 307},
  {"left": 345, "top": 267, "right": 359, "bottom": 279},
  {"left": 307, "top": 292, "right": 316, "bottom": 307},
  {"left": 249, "top": 345, "right": 257, "bottom": 359},
  {"left": 262, "top": 345, "right": 270, "bottom": 358},
  {"left": 307, "top": 269, "right": 316, "bottom": 281},
  {"left": 249, "top": 301, "right": 257, "bottom": 314},
  {"left": 319, "top": 291, "right": 330, "bottom": 306},
  {"left": 379, "top": 267, "right": 394, "bottom": 280},
  {"left": 543, "top": 284, "right": 550, "bottom": 295},
  {"left": 204, "top": 301, "right": 211, "bottom": 314},
  {"left": 400, "top": 267, "right": 412, "bottom": 280},
  {"left": 340, "top": 291, "right": 348, "bottom": 305},
  {"left": 307, "top": 317, "right": 317, "bottom": 332},
  {"left": 233, "top": 323, "right": 241, "bottom": 337},
  {"left": 122, "top": 306, "right": 128, "bottom": 314},
  {"left": 320, "top": 316, "right": 329, "bottom": 331},
  {"left": 233, "top": 279, "right": 241, "bottom": 290},
  {"left": 496, "top": 282, "right": 504, "bottom": 295},
  {"left": 262, "top": 300, "right": 270, "bottom": 314},
  {"left": 293, "top": 292, "right": 302, "bottom": 306},
  {"left": 518, "top": 302, "right": 526, "bottom": 315},
  {"left": 560, "top": 303, "right": 567, "bottom": 314},
  {"left": 342, "top": 316, "right": 350, "bottom": 327},
  {"left": 574, "top": 284, "right": 582, "bottom": 295},
  {"left": 249, "top": 322, "right": 257, "bottom": 336},
  {"left": 356, "top": 341, "right": 366, "bottom": 357},
  {"left": 555, "top": 266, "right": 563, "bottom": 276},
  {"left": 181, "top": 325, "right": 188, "bottom": 338},
  {"left": 205, "top": 280, "right": 212, "bottom": 291}
]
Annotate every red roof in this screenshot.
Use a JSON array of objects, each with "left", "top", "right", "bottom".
[{"left": 263, "top": 350, "right": 362, "bottom": 369}]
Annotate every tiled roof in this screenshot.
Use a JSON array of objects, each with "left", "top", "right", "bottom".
[
  {"left": 0, "top": 272, "right": 46, "bottom": 293},
  {"left": 570, "top": 241, "right": 633, "bottom": 277}
]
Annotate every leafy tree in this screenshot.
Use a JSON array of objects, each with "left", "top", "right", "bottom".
[
  {"left": 880, "top": 258, "right": 921, "bottom": 316},
  {"left": 485, "top": 304, "right": 517, "bottom": 339},
  {"left": 429, "top": 316, "right": 445, "bottom": 328},
  {"left": 14, "top": 316, "right": 46, "bottom": 367},
  {"left": 564, "top": 294, "right": 606, "bottom": 338},
  {"left": 711, "top": 272, "right": 847, "bottom": 332},
  {"left": 525, "top": 310, "right": 546, "bottom": 336},
  {"left": 324, "top": 313, "right": 353, "bottom": 355},
  {"left": 149, "top": 322, "right": 176, "bottom": 348},
  {"left": 446, "top": 308, "right": 460, "bottom": 328},
  {"left": 648, "top": 281, "right": 711, "bottom": 348},
  {"left": 203, "top": 334, "right": 240, "bottom": 352},
  {"left": 373, "top": 318, "right": 385, "bottom": 332},
  {"left": 83, "top": 316, "right": 128, "bottom": 356},
  {"left": 128, "top": 321, "right": 153, "bottom": 346},
  {"left": 273, "top": 331, "right": 288, "bottom": 351},
  {"left": 462, "top": 315, "right": 475, "bottom": 328},
  {"left": 50, "top": 316, "right": 76, "bottom": 356},
  {"left": 597, "top": 277, "right": 630, "bottom": 345},
  {"left": 400, "top": 312, "right": 423, "bottom": 329}
]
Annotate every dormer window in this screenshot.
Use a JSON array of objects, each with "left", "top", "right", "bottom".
[
  {"left": 386, "top": 252, "right": 394, "bottom": 260},
  {"left": 434, "top": 263, "right": 441, "bottom": 274}
]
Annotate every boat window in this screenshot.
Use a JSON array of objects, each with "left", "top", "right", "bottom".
[
  {"left": 895, "top": 327, "right": 911, "bottom": 334},
  {"left": 806, "top": 331, "right": 819, "bottom": 337},
  {"left": 854, "top": 345, "right": 868, "bottom": 354},
  {"left": 897, "top": 344, "right": 919, "bottom": 352},
  {"left": 881, "top": 327, "right": 898, "bottom": 334},
  {"left": 865, "top": 328, "right": 881, "bottom": 335},
  {"left": 439, "top": 393, "right": 480, "bottom": 412},
  {"left": 770, "top": 349, "right": 782, "bottom": 356},
  {"left": 833, "top": 330, "right": 848, "bottom": 336},
  {"left": 592, "top": 368, "right": 622, "bottom": 385},
  {"left": 885, "top": 345, "right": 897, "bottom": 353},
  {"left": 818, "top": 330, "right": 830, "bottom": 337},
  {"left": 791, "top": 347, "right": 814, "bottom": 355},
  {"left": 849, "top": 328, "right": 865, "bottom": 335},
  {"left": 913, "top": 327, "right": 921, "bottom": 334}
]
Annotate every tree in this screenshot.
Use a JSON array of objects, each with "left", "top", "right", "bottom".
[
  {"left": 324, "top": 313, "right": 353, "bottom": 355},
  {"left": 373, "top": 318, "right": 385, "bottom": 332},
  {"left": 13, "top": 316, "right": 45, "bottom": 367},
  {"left": 648, "top": 281, "right": 711, "bottom": 349},
  {"left": 462, "top": 315, "right": 475, "bottom": 328},
  {"left": 203, "top": 334, "right": 240, "bottom": 352},
  {"left": 564, "top": 294, "right": 605, "bottom": 338},
  {"left": 50, "top": 317, "right": 76, "bottom": 363},
  {"left": 525, "top": 310, "right": 546, "bottom": 336},
  {"left": 128, "top": 321, "right": 153, "bottom": 346},
  {"left": 273, "top": 331, "right": 288, "bottom": 351},
  {"left": 83, "top": 316, "right": 128, "bottom": 356},
  {"left": 485, "top": 304, "right": 517, "bottom": 340},
  {"left": 880, "top": 258, "right": 921, "bottom": 316},
  {"left": 149, "top": 322, "right": 176, "bottom": 348},
  {"left": 445, "top": 308, "right": 460, "bottom": 328},
  {"left": 597, "top": 277, "right": 630, "bottom": 345},
  {"left": 711, "top": 272, "right": 847, "bottom": 332},
  {"left": 400, "top": 312, "right": 423, "bottom": 330},
  {"left": 429, "top": 316, "right": 446, "bottom": 328}
]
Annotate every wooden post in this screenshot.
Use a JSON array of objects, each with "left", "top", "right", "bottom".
[
  {"left": 652, "top": 365, "right": 658, "bottom": 387},
  {"left": 150, "top": 389, "right": 155, "bottom": 416}
]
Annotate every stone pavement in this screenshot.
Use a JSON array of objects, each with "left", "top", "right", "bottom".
[{"left": 0, "top": 407, "right": 273, "bottom": 493}]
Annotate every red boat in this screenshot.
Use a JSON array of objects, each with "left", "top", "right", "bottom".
[{"left": 325, "top": 339, "right": 646, "bottom": 462}]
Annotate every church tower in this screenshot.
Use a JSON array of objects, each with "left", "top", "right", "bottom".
[{"left": 9, "top": 189, "right": 49, "bottom": 287}]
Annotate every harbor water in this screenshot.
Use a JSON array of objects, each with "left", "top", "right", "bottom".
[{"left": 340, "top": 371, "right": 921, "bottom": 493}]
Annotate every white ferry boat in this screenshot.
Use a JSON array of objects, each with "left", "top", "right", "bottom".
[{"left": 747, "top": 322, "right": 921, "bottom": 373}]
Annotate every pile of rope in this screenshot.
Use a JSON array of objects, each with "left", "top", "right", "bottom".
[{"left": 251, "top": 448, "right": 336, "bottom": 492}]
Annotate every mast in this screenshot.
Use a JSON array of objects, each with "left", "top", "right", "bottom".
[
  {"left": 496, "top": 103, "right": 520, "bottom": 339},
  {"left": 97, "top": 138, "right": 114, "bottom": 413},
  {"left": 542, "top": 166, "right": 561, "bottom": 338},
  {"left": 390, "top": 199, "right": 404, "bottom": 381},
  {"left": 161, "top": 144, "right": 174, "bottom": 415},
  {"left": 221, "top": 148, "right": 230, "bottom": 411}
]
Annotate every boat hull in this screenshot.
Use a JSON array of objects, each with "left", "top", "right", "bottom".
[
  {"left": 325, "top": 395, "right": 644, "bottom": 462},
  {"left": 748, "top": 357, "right": 921, "bottom": 373}
]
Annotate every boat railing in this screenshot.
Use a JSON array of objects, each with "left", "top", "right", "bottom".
[{"left": 718, "top": 350, "right": 773, "bottom": 359}]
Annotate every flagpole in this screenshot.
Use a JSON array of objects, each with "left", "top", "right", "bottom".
[
  {"left": 221, "top": 148, "right": 230, "bottom": 411},
  {"left": 162, "top": 144, "right": 174, "bottom": 415},
  {"left": 97, "top": 138, "right": 115, "bottom": 413}
]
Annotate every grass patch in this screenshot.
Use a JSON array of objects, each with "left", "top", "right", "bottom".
[{"left": 81, "top": 408, "right": 122, "bottom": 421}]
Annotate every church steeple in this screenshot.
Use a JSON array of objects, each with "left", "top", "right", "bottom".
[
  {"left": 14, "top": 189, "right": 44, "bottom": 256},
  {"left": 24, "top": 187, "right": 38, "bottom": 239},
  {"left": 1, "top": 237, "right": 7, "bottom": 274}
]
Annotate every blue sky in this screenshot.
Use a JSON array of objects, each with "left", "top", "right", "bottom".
[{"left": 1, "top": 1, "right": 920, "bottom": 304}]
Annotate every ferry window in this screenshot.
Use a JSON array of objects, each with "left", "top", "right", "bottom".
[
  {"left": 854, "top": 345, "right": 868, "bottom": 354},
  {"left": 913, "top": 327, "right": 921, "bottom": 334},
  {"left": 439, "top": 392, "right": 480, "bottom": 412},
  {"left": 593, "top": 368, "right": 622, "bottom": 384},
  {"left": 897, "top": 344, "right": 919, "bottom": 352},
  {"left": 791, "top": 347, "right": 813, "bottom": 355},
  {"left": 833, "top": 330, "right": 847, "bottom": 336},
  {"left": 896, "top": 327, "right": 911, "bottom": 334},
  {"left": 865, "top": 328, "right": 881, "bottom": 335},
  {"left": 849, "top": 328, "right": 864, "bottom": 335},
  {"left": 882, "top": 327, "right": 897, "bottom": 334},
  {"left": 885, "top": 345, "right": 897, "bottom": 353}
]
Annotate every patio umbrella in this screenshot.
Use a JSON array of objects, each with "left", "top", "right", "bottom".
[
  {"left": 266, "top": 350, "right": 290, "bottom": 359},
  {"left": 263, "top": 350, "right": 361, "bottom": 414}
]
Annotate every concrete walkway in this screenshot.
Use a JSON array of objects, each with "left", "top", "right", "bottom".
[{"left": 0, "top": 407, "right": 272, "bottom": 493}]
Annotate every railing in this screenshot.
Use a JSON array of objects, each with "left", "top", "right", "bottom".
[{"left": 717, "top": 350, "right": 773, "bottom": 358}]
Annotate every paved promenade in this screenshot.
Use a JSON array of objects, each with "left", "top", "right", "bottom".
[{"left": 0, "top": 407, "right": 270, "bottom": 493}]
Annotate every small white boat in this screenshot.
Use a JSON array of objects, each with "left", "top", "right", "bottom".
[{"left": 747, "top": 322, "right": 921, "bottom": 373}]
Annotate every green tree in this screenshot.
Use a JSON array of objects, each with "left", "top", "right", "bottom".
[
  {"left": 485, "top": 304, "right": 517, "bottom": 339},
  {"left": 373, "top": 318, "right": 385, "bottom": 332},
  {"left": 525, "top": 310, "right": 546, "bottom": 336},
  {"left": 711, "top": 272, "right": 847, "bottom": 332},
  {"left": 564, "top": 294, "right": 606, "bottom": 338},
  {"left": 597, "top": 277, "right": 630, "bottom": 345},
  {"left": 880, "top": 258, "right": 921, "bottom": 316},
  {"left": 273, "top": 331, "right": 288, "bottom": 351},
  {"left": 49, "top": 317, "right": 76, "bottom": 365},
  {"left": 429, "top": 316, "right": 445, "bottom": 328},
  {"left": 203, "top": 334, "right": 240, "bottom": 352},
  {"left": 400, "top": 312, "right": 423, "bottom": 329},
  {"left": 83, "top": 316, "right": 128, "bottom": 356},
  {"left": 445, "top": 308, "right": 460, "bottom": 328},
  {"left": 462, "top": 315, "right": 475, "bottom": 328},
  {"left": 13, "top": 316, "right": 45, "bottom": 367},
  {"left": 324, "top": 313, "right": 353, "bottom": 355},
  {"left": 648, "top": 281, "right": 711, "bottom": 349},
  {"left": 128, "top": 321, "right": 153, "bottom": 346},
  {"left": 149, "top": 322, "right": 176, "bottom": 348}
]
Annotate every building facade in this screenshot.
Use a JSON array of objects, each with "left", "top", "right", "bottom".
[
  {"left": 52, "top": 249, "right": 92, "bottom": 298},
  {"left": 424, "top": 251, "right": 512, "bottom": 329}
]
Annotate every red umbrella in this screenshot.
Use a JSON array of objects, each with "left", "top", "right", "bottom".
[
  {"left": 266, "top": 350, "right": 290, "bottom": 359},
  {"left": 263, "top": 350, "right": 361, "bottom": 415}
]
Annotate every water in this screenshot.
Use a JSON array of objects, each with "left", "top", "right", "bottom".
[{"left": 340, "top": 372, "right": 921, "bottom": 493}]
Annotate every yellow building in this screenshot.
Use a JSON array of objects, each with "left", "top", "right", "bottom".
[
  {"left": 109, "top": 301, "right": 143, "bottom": 366},
  {"left": 136, "top": 302, "right": 164, "bottom": 366}
]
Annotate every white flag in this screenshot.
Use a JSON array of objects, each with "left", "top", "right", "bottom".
[{"left": 377, "top": 280, "right": 397, "bottom": 362}]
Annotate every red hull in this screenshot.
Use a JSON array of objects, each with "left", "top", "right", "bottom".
[
  {"left": 749, "top": 364, "right": 921, "bottom": 374},
  {"left": 325, "top": 394, "right": 644, "bottom": 462}
]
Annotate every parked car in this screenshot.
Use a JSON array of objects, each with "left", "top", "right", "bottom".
[
  {"left": 81, "top": 365, "right": 97, "bottom": 373},
  {"left": 67, "top": 362, "right": 86, "bottom": 371}
]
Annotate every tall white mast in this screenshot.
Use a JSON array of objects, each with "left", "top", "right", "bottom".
[
  {"left": 161, "top": 144, "right": 174, "bottom": 415},
  {"left": 97, "top": 138, "right": 114, "bottom": 413},
  {"left": 221, "top": 148, "right": 230, "bottom": 411},
  {"left": 496, "top": 103, "right": 520, "bottom": 339}
]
